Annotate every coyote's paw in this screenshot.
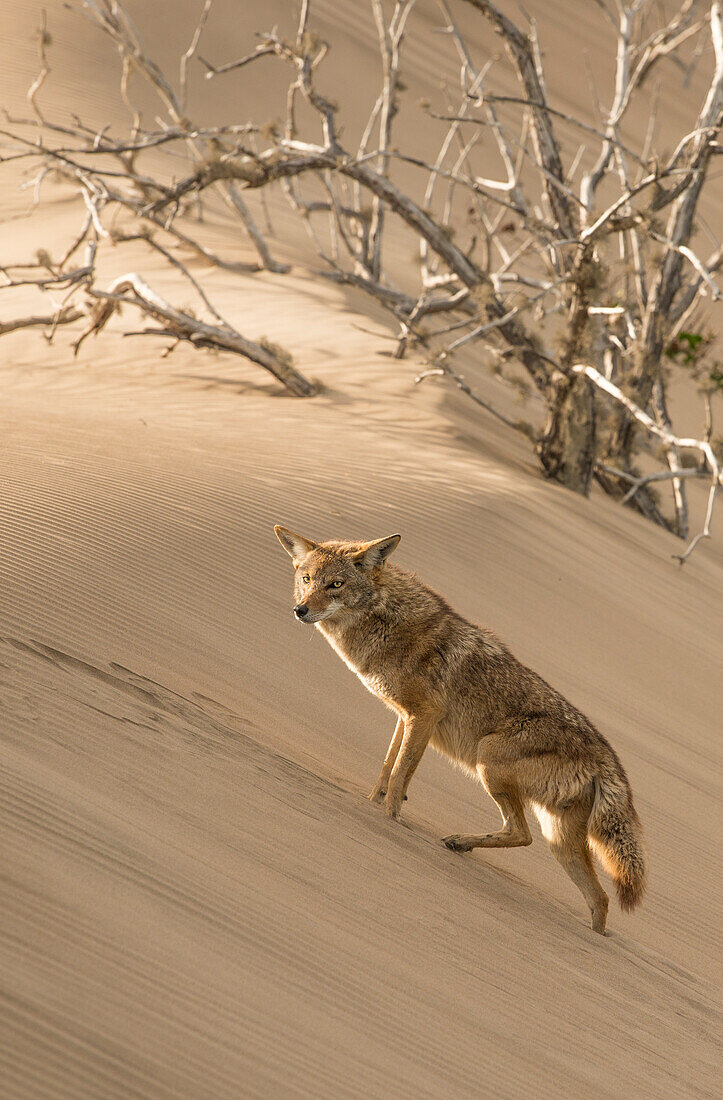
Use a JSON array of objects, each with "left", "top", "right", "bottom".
[
  {"left": 442, "top": 834, "right": 474, "bottom": 852},
  {"left": 384, "top": 792, "right": 405, "bottom": 819},
  {"left": 368, "top": 785, "right": 407, "bottom": 807}
]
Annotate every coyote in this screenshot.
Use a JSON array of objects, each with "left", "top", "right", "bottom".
[{"left": 274, "top": 526, "right": 646, "bottom": 934}]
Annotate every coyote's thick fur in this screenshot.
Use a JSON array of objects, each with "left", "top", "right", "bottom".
[{"left": 275, "top": 526, "right": 646, "bottom": 934}]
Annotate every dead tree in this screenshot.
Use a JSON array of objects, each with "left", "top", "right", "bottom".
[{"left": 1, "top": 0, "right": 721, "bottom": 557}]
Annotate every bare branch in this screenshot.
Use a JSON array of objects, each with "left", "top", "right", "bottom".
[
  {"left": 573, "top": 361, "right": 721, "bottom": 562},
  {"left": 459, "top": 0, "right": 577, "bottom": 238},
  {"left": 596, "top": 464, "right": 706, "bottom": 505},
  {"left": 85, "top": 273, "right": 316, "bottom": 396},
  {"left": 200, "top": 45, "right": 276, "bottom": 78},
  {"left": 415, "top": 361, "right": 531, "bottom": 435},
  {"left": 27, "top": 10, "right": 51, "bottom": 123},
  {"left": 433, "top": 98, "right": 646, "bottom": 168},
  {"left": 367, "top": 0, "right": 417, "bottom": 278},
  {"left": 0, "top": 305, "right": 83, "bottom": 337},
  {"left": 180, "top": 0, "right": 212, "bottom": 109}
]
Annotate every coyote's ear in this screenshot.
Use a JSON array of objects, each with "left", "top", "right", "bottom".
[
  {"left": 352, "top": 534, "right": 401, "bottom": 570},
  {"left": 274, "top": 525, "right": 318, "bottom": 564}
]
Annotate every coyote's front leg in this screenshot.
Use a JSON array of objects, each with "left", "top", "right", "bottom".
[
  {"left": 369, "top": 715, "right": 404, "bottom": 804},
  {"left": 384, "top": 711, "right": 437, "bottom": 819}
]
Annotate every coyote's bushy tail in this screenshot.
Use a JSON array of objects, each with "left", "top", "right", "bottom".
[{"left": 587, "top": 760, "right": 647, "bottom": 912}]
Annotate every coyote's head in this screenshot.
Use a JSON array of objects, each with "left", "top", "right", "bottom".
[{"left": 274, "top": 526, "right": 401, "bottom": 624}]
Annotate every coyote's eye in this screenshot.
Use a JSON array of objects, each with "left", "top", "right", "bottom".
[
  {"left": 329, "top": 580, "right": 344, "bottom": 589},
  {"left": 302, "top": 574, "right": 310, "bottom": 583}
]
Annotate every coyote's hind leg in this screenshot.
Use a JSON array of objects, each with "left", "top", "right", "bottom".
[
  {"left": 544, "top": 806, "right": 609, "bottom": 934},
  {"left": 443, "top": 790, "right": 532, "bottom": 852}
]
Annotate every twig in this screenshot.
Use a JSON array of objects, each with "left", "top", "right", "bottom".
[
  {"left": 27, "top": 10, "right": 51, "bottom": 123},
  {"left": 0, "top": 305, "right": 83, "bottom": 336},
  {"left": 180, "top": 0, "right": 213, "bottom": 109},
  {"left": 415, "top": 361, "right": 530, "bottom": 434},
  {"left": 200, "top": 45, "right": 275, "bottom": 78}
]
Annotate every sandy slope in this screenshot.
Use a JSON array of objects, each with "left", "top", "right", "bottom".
[{"left": 1, "top": 2, "right": 722, "bottom": 1098}]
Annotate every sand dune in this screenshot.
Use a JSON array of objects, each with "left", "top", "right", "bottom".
[{"left": 1, "top": 2, "right": 721, "bottom": 1098}]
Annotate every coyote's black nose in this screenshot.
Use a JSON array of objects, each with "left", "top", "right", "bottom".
[{"left": 294, "top": 604, "right": 309, "bottom": 619}]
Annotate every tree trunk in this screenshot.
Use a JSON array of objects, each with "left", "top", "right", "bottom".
[{"left": 536, "top": 372, "right": 596, "bottom": 495}]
